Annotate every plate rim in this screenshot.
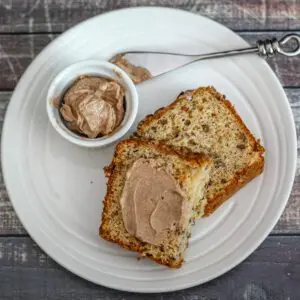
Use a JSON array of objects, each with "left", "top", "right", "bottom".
[{"left": 2, "top": 6, "right": 297, "bottom": 293}]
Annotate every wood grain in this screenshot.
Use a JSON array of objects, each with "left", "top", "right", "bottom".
[
  {"left": 0, "top": 34, "right": 54, "bottom": 89},
  {"left": 0, "top": 0, "right": 299, "bottom": 33},
  {"left": 0, "top": 93, "right": 25, "bottom": 234},
  {"left": 0, "top": 236, "right": 299, "bottom": 299},
  {"left": 0, "top": 89, "right": 299, "bottom": 235},
  {"left": 273, "top": 88, "right": 300, "bottom": 234},
  {"left": 0, "top": 32, "right": 299, "bottom": 90}
]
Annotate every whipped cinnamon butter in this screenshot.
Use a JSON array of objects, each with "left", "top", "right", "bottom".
[
  {"left": 111, "top": 54, "right": 152, "bottom": 84},
  {"left": 120, "top": 158, "right": 189, "bottom": 245},
  {"left": 60, "top": 76, "right": 125, "bottom": 138}
]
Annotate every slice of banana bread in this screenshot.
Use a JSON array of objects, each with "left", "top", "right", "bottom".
[
  {"left": 100, "top": 139, "right": 212, "bottom": 268},
  {"left": 135, "top": 86, "right": 265, "bottom": 217}
]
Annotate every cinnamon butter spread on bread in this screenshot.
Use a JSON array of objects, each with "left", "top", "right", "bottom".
[
  {"left": 135, "top": 86, "right": 265, "bottom": 217},
  {"left": 120, "top": 158, "right": 189, "bottom": 246},
  {"left": 100, "top": 139, "right": 212, "bottom": 268}
]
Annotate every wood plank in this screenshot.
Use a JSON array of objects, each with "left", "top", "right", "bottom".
[
  {"left": 0, "top": 93, "right": 26, "bottom": 234},
  {"left": 0, "top": 89, "right": 299, "bottom": 235},
  {"left": 273, "top": 88, "right": 300, "bottom": 233},
  {"left": 0, "top": 236, "right": 299, "bottom": 299},
  {"left": 0, "top": 93, "right": 23, "bottom": 234},
  {"left": 0, "top": 34, "right": 54, "bottom": 89},
  {"left": 0, "top": 32, "right": 299, "bottom": 90},
  {"left": 0, "top": 0, "right": 299, "bottom": 33}
]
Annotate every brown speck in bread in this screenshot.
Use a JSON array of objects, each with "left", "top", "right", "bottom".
[
  {"left": 181, "top": 106, "right": 189, "bottom": 112},
  {"left": 174, "top": 227, "right": 180, "bottom": 235},
  {"left": 184, "top": 120, "right": 191, "bottom": 126},
  {"left": 202, "top": 124, "right": 209, "bottom": 132},
  {"left": 188, "top": 139, "right": 197, "bottom": 146},
  {"left": 237, "top": 144, "right": 246, "bottom": 150},
  {"left": 159, "top": 119, "right": 168, "bottom": 125},
  {"left": 214, "top": 159, "right": 224, "bottom": 168},
  {"left": 239, "top": 132, "right": 247, "bottom": 142},
  {"left": 111, "top": 211, "right": 118, "bottom": 218}
]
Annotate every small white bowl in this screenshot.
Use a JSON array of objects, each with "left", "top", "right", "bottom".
[{"left": 46, "top": 60, "right": 138, "bottom": 148}]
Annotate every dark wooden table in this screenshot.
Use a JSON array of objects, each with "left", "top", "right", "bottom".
[{"left": 0, "top": 1, "right": 299, "bottom": 299}]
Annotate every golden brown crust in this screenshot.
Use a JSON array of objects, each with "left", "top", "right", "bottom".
[
  {"left": 100, "top": 138, "right": 211, "bottom": 268},
  {"left": 136, "top": 86, "right": 265, "bottom": 216},
  {"left": 100, "top": 227, "right": 183, "bottom": 268},
  {"left": 104, "top": 138, "right": 211, "bottom": 178},
  {"left": 204, "top": 155, "right": 264, "bottom": 215}
]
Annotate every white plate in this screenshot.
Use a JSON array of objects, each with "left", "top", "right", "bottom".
[{"left": 2, "top": 7, "right": 296, "bottom": 293}]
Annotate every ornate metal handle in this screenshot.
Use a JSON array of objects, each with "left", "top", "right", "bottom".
[
  {"left": 112, "top": 33, "right": 300, "bottom": 80},
  {"left": 257, "top": 34, "right": 300, "bottom": 58}
]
